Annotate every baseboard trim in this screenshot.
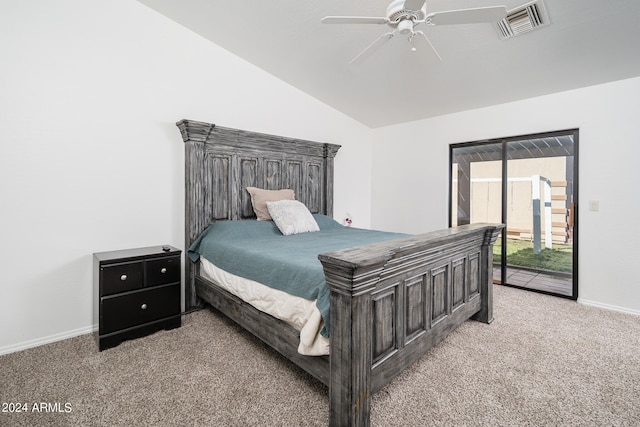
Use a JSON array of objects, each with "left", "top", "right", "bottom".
[
  {"left": 0, "top": 324, "right": 98, "bottom": 356},
  {"left": 578, "top": 298, "right": 640, "bottom": 317}
]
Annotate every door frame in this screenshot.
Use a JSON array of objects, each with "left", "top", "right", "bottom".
[{"left": 449, "top": 129, "right": 579, "bottom": 300}]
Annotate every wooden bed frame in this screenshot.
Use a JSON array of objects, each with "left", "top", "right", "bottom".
[{"left": 177, "top": 119, "right": 503, "bottom": 426}]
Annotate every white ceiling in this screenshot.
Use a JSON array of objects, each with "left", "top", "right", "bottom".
[{"left": 137, "top": 0, "right": 640, "bottom": 128}]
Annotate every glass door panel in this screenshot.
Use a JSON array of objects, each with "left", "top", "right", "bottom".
[
  {"left": 505, "top": 136, "right": 576, "bottom": 297},
  {"left": 451, "top": 142, "right": 504, "bottom": 284}
]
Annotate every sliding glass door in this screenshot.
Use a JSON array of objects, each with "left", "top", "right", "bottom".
[{"left": 450, "top": 130, "right": 578, "bottom": 299}]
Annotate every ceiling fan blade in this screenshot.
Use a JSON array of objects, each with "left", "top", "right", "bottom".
[
  {"left": 321, "top": 16, "right": 388, "bottom": 25},
  {"left": 427, "top": 6, "right": 507, "bottom": 25},
  {"left": 413, "top": 31, "right": 441, "bottom": 61},
  {"left": 350, "top": 31, "right": 396, "bottom": 65},
  {"left": 403, "top": 0, "right": 426, "bottom": 11}
]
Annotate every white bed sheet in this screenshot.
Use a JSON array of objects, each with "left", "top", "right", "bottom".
[{"left": 199, "top": 257, "right": 330, "bottom": 356}]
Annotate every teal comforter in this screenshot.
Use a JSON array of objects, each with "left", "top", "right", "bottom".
[{"left": 188, "top": 215, "right": 405, "bottom": 337}]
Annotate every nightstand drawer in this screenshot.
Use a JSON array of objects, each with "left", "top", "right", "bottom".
[
  {"left": 146, "top": 256, "right": 180, "bottom": 287},
  {"left": 101, "top": 284, "right": 180, "bottom": 334},
  {"left": 101, "top": 261, "right": 143, "bottom": 296}
]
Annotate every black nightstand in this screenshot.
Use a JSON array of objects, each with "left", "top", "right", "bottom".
[{"left": 94, "top": 245, "right": 182, "bottom": 351}]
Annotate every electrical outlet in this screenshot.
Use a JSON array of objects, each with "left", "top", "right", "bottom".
[{"left": 589, "top": 200, "right": 599, "bottom": 211}]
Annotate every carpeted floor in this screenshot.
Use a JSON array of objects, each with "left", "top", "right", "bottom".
[{"left": 1, "top": 285, "right": 639, "bottom": 426}]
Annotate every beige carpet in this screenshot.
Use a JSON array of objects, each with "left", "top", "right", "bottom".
[{"left": 1, "top": 285, "right": 639, "bottom": 426}]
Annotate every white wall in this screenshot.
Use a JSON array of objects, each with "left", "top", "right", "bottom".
[
  {"left": 371, "top": 76, "right": 640, "bottom": 315},
  {"left": 0, "top": 0, "right": 373, "bottom": 354}
]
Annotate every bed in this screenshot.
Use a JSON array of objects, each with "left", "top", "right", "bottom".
[{"left": 177, "top": 119, "right": 503, "bottom": 426}]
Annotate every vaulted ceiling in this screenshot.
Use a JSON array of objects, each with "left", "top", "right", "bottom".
[{"left": 138, "top": 0, "right": 640, "bottom": 128}]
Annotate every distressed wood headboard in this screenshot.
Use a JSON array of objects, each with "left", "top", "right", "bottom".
[{"left": 176, "top": 119, "right": 341, "bottom": 310}]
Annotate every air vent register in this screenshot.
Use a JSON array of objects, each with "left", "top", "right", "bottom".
[{"left": 495, "top": 0, "right": 550, "bottom": 39}]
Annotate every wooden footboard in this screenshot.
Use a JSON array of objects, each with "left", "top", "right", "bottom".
[{"left": 319, "top": 223, "right": 503, "bottom": 426}]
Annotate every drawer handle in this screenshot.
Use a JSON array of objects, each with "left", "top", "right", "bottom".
[
  {"left": 141, "top": 303, "right": 148, "bottom": 310},
  {"left": 160, "top": 267, "right": 167, "bottom": 274},
  {"left": 120, "top": 274, "right": 127, "bottom": 281}
]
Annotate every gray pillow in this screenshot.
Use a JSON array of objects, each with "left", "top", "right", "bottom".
[{"left": 266, "top": 200, "right": 320, "bottom": 235}]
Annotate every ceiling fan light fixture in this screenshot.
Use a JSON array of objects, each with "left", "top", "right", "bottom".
[
  {"left": 495, "top": 0, "right": 550, "bottom": 39},
  {"left": 397, "top": 19, "right": 414, "bottom": 35}
]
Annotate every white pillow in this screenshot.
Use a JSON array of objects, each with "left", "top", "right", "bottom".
[{"left": 266, "top": 200, "right": 320, "bottom": 236}]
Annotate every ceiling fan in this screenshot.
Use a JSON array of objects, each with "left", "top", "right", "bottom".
[{"left": 321, "top": 0, "right": 507, "bottom": 64}]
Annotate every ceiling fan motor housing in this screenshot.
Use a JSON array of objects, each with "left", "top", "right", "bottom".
[{"left": 386, "top": 0, "right": 426, "bottom": 26}]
